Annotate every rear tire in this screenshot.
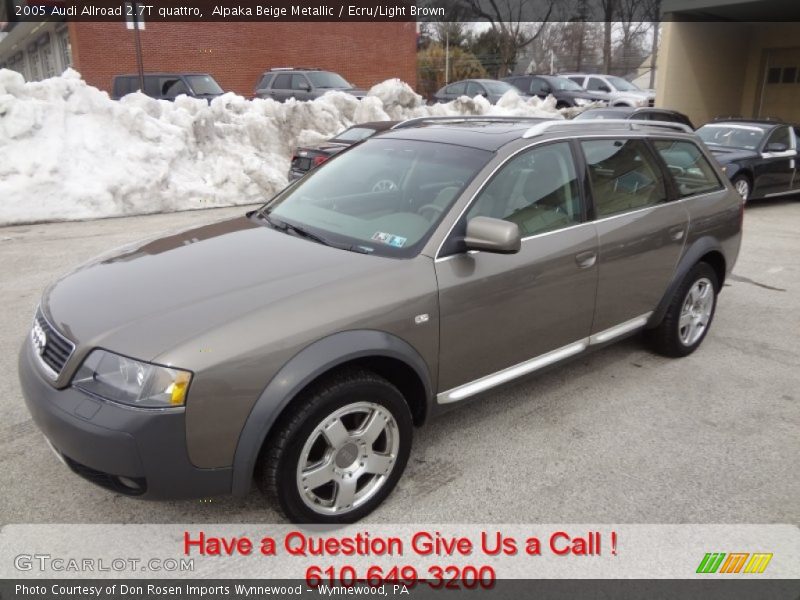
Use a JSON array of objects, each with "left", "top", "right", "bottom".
[
  {"left": 257, "top": 368, "right": 412, "bottom": 523},
  {"left": 732, "top": 174, "right": 751, "bottom": 203},
  {"left": 647, "top": 262, "right": 719, "bottom": 358}
]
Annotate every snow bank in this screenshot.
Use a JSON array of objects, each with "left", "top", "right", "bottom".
[{"left": 0, "top": 70, "right": 563, "bottom": 226}]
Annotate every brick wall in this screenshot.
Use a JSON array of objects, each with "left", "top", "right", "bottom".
[{"left": 69, "top": 21, "right": 418, "bottom": 97}]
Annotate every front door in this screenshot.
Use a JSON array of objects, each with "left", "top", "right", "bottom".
[
  {"left": 435, "top": 142, "right": 598, "bottom": 400},
  {"left": 580, "top": 137, "right": 689, "bottom": 334},
  {"left": 754, "top": 125, "right": 797, "bottom": 198}
]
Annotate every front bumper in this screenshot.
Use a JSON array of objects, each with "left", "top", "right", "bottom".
[{"left": 18, "top": 337, "right": 232, "bottom": 499}]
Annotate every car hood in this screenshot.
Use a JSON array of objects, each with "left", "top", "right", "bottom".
[
  {"left": 707, "top": 147, "right": 759, "bottom": 163},
  {"left": 42, "top": 216, "right": 396, "bottom": 361}
]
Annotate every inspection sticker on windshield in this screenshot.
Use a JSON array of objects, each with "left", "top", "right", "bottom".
[{"left": 371, "top": 232, "right": 407, "bottom": 248}]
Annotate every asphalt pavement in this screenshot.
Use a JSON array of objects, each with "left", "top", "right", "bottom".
[{"left": 0, "top": 200, "right": 797, "bottom": 524}]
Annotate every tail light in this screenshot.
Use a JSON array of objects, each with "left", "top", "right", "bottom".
[{"left": 313, "top": 155, "right": 328, "bottom": 167}]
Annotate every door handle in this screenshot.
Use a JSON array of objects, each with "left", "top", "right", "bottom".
[
  {"left": 668, "top": 226, "right": 685, "bottom": 242},
  {"left": 575, "top": 251, "right": 597, "bottom": 269}
]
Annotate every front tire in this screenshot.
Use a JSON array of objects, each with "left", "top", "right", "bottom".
[
  {"left": 648, "top": 262, "right": 719, "bottom": 357},
  {"left": 257, "top": 368, "right": 412, "bottom": 523}
]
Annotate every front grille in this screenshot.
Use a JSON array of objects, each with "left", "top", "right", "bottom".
[{"left": 33, "top": 309, "right": 75, "bottom": 377}]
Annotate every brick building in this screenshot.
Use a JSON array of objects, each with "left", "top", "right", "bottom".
[{"left": 0, "top": 15, "right": 417, "bottom": 96}]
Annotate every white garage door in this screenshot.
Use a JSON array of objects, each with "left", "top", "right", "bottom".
[{"left": 759, "top": 47, "right": 800, "bottom": 122}]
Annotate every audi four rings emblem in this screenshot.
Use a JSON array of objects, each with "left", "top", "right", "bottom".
[{"left": 31, "top": 321, "right": 47, "bottom": 356}]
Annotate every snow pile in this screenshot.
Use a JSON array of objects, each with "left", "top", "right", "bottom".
[{"left": 0, "top": 70, "right": 563, "bottom": 225}]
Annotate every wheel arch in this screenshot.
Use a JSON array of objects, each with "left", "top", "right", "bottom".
[
  {"left": 230, "top": 330, "right": 433, "bottom": 497},
  {"left": 647, "top": 238, "right": 727, "bottom": 329}
]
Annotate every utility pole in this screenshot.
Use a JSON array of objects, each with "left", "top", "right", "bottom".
[
  {"left": 131, "top": 1, "right": 145, "bottom": 92},
  {"left": 444, "top": 29, "right": 450, "bottom": 85}
]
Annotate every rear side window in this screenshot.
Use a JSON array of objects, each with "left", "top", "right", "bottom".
[
  {"left": 273, "top": 73, "right": 291, "bottom": 89},
  {"left": 445, "top": 82, "right": 466, "bottom": 95},
  {"left": 466, "top": 81, "right": 485, "bottom": 96},
  {"left": 654, "top": 140, "right": 723, "bottom": 198},
  {"left": 467, "top": 142, "right": 582, "bottom": 237},
  {"left": 582, "top": 138, "right": 667, "bottom": 217}
]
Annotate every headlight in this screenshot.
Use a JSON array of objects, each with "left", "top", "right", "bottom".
[
  {"left": 72, "top": 350, "right": 192, "bottom": 408},
  {"left": 575, "top": 98, "right": 590, "bottom": 106}
]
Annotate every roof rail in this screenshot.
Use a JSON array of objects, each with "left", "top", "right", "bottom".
[
  {"left": 269, "top": 67, "right": 321, "bottom": 72},
  {"left": 523, "top": 118, "right": 693, "bottom": 138},
  {"left": 392, "top": 115, "right": 556, "bottom": 130}
]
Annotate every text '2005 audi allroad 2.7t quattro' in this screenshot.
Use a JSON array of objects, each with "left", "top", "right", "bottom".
[{"left": 20, "top": 116, "right": 742, "bottom": 523}]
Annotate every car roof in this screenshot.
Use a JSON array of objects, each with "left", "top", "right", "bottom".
[
  {"left": 379, "top": 119, "right": 548, "bottom": 151},
  {"left": 378, "top": 117, "right": 695, "bottom": 152},
  {"left": 115, "top": 72, "right": 212, "bottom": 77},
  {"left": 707, "top": 118, "right": 783, "bottom": 127}
]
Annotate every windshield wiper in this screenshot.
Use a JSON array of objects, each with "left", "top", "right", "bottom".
[{"left": 254, "top": 211, "right": 370, "bottom": 254}]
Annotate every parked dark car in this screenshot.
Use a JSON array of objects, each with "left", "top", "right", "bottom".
[
  {"left": 574, "top": 106, "right": 695, "bottom": 130},
  {"left": 111, "top": 73, "right": 224, "bottom": 101},
  {"left": 20, "top": 116, "right": 741, "bottom": 523},
  {"left": 254, "top": 68, "right": 367, "bottom": 101},
  {"left": 696, "top": 118, "right": 800, "bottom": 202},
  {"left": 434, "top": 79, "right": 526, "bottom": 104},
  {"left": 289, "top": 121, "right": 399, "bottom": 180},
  {"left": 503, "top": 74, "right": 606, "bottom": 108}
]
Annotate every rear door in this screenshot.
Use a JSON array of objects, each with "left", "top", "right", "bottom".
[
  {"left": 270, "top": 73, "right": 292, "bottom": 101},
  {"left": 580, "top": 137, "right": 689, "bottom": 335},
  {"left": 435, "top": 141, "right": 598, "bottom": 400}
]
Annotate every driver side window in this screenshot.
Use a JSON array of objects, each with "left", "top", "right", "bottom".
[
  {"left": 467, "top": 142, "right": 582, "bottom": 237},
  {"left": 765, "top": 126, "right": 794, "bottom": 150}
]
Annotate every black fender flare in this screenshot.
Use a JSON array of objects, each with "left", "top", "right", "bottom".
[
  {"left": 647, "top": 236, "right": 725, "bottom": 329},
  {"left": 230, "top": 330, "right": 433, "bottom": 497}
]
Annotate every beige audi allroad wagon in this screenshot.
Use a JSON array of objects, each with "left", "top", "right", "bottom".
[{"left": 20, "top": 116, "right": 742, "bottom": 522}]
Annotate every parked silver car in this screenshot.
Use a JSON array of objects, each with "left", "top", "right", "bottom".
[
  {"left": 20, "top": 117, "right": 742, "bottom": 523},
  {"left": 562, "top": 73, "right": 655, "bottom": 107}
]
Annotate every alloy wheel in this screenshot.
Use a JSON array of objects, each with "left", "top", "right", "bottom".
[
  {"left": 678, "top": 277, "right": 715, "bottom": 346},
  {"left": 296, "top": 401, "right": 399, "bottom": 515}
]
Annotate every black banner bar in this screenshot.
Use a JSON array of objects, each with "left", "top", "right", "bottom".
[{"left": 2, "top": 579, "right": 800, "bottom": 600}]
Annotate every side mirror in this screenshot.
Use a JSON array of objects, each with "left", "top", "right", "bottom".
[
  {"left": 299, "top": 82, "right": 311, "bottom": 91},
  {"left": 600, "top": 85, "right": 611, "bottom": 92},
  {"left": 764, "top": 142, "right": 789, "bottom": 153},
  {"left": 464, "top": 217, "right": 521, "bottom": 254}
]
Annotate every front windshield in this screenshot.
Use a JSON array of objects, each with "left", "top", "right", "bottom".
[
  {"left": 186, "top": 75, "right": 223, "bottom": 95},
  {"left": 263, "top": 139, "right": 492, "bottom": 257},
  {"left": 697, "top": 124, "right": 767, "bottom": 150},
  {"left": 607, "top": 76, "right": 640, "bottom": 91},
  {"left": 550, "top": 77, "right": 583, "bottom": 91},
  {"left": 307, "top": 71, "right": 352, "bottom": 89},
  {"left": 483, "top": 81, "right": 515, "bottom": 94}
]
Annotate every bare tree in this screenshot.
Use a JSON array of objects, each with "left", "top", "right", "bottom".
[
  {"left": 451, "top": 0, "right": 556, "bottom": 76},
  {"left": 645, "top": 0, "right": 662, "bottom": 88},
  {"left": 599, "top": 0, "right": 617, "bottom": 72}
]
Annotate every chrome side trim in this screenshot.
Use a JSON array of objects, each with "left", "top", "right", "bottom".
[
  {"left": 437, "top": 340, "right": 588, "bottom": 404},
  {"left": 589, "top": 312, "right": 652, "bottom": 345},
  {"left": 436, "top": 312, "right": 654, "bottom": 404},
  {"left": 764, "top": 188, "right": 800, "bottom": 198}
]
